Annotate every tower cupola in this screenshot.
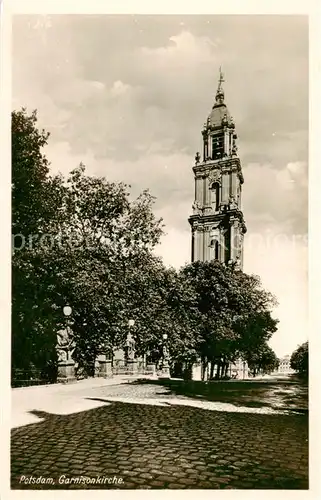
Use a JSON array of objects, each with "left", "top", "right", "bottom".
[{"left": 201, "top": 68, "right": 237, "bottom": 162}]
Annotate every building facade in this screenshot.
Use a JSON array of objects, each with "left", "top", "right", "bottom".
[
  {"left": 188, "top": 69, "right": 247, "bottom": 266},
  {"left": 189, "top": 70, "right": 248, "bottom": 380},
  {"left": 277, "top": 355, "right": 295, "bottom": 374}
]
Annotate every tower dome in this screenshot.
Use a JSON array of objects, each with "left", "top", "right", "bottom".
[
  {"left": 206, "top": 67, "right": 234, "bottom": 130},
  {"left": 200, "top": 68, "right": 237, "bottom": 161}
]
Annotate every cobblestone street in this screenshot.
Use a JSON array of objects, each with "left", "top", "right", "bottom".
[{"left": 11, "top": 378, "right": 308, "bottom": 490}]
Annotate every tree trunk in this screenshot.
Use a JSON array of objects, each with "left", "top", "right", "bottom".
[
  {"left": 210, "top": 361, "right": 215, "bottom": 380},
  {"left": 216, "top": 363, "right": 221, "bottom": 379},
  {"left": 201, "top": 357, "right": 206, "bottom": 381}
]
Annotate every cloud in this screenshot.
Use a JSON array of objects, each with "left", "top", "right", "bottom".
[
  {"left": 110, "top": 80, "right": 131, "bottom": 97},
  {"left": 244, "top": 161, "right": 308, "bottom": 235},
  {"left": 140, "top": 30, "right": 218, "bottom": 66}
]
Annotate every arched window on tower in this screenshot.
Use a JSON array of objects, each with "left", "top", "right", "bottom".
[
  {"left": 212, "top": 133, "right": 224, "bottom": 159},
  {"left": 210, "top": 239, "right": 220, "bottom": 260},
  {"left": 211, "top": 182, "right": 220, "bottom": 212}
]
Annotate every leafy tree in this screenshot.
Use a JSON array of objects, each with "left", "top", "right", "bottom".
[
  {"left": 12, "top": 109, "right": 65, "bottom": 379},
  {"left": 12, "top": 108, "right": 62, "bottom": 237},
  {"left": 290, "top": 341, "right": 308, "bottom": 376},
  {"left": 121, "top": 256, "right": 198, "bottom": 369},
  {"left": 179, "top": 260, "right": 278, "bottom": 379},
  {"left": 246, "top": 342, "right": 279, "bottom": 376},
  {"left": 47, "top": 165, "right": 165, "bottom": 371},
  {"left": 11, "top": 109, "right": 165, "bottom": 380}
]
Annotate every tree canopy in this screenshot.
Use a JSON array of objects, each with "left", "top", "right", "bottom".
[
  {"left": 290, "top": 341, "right": 308, "bottom": 376},
  {"left": 178, "top": 260, "right": 278, "bottom": 378}
]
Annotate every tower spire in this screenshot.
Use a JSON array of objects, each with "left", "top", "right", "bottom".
[{"left": 215, "top": 66, "right": 225, "bottom": 105}]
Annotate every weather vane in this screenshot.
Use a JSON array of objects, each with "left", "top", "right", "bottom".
[{"left": 218, "top": 66, "right": 225, "bottom": 89}]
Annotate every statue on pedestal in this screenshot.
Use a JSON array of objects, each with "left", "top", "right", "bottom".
[
  {"left": 56, "top": 326, "right": 75, "bottom": 363},
  {"left": 192, "top": 200, "right": 202, "bottom": 214},
  {"left": 56, "top": 325, "right": 76, "bottom": 383},
  {"left": 126, "top": 332, "right": 136, "bottom": 361},
  {"left": 234, "top": 253, "right": 242, "bottom": 270},
  {"left": 229, "top": 195, "right": 238, "bottom": 210}
]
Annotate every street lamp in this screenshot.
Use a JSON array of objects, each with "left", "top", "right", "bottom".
[
  {"left": 63, "top": 305, "right": 72, "bottom": 317},
  {"left": 62, "top": 305, "right": 73, "bottom": 334}
]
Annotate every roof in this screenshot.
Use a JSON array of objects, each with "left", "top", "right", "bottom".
[{"left": 207, "top": 103, "right": 233, "bottom": 129}]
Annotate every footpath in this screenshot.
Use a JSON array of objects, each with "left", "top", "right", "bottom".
[{"left": 11, "top": 375, "right": 152, "bottom": 428}]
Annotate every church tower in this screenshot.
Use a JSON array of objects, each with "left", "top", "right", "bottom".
[{"left": 188, "top": 69, "right": 247, "bottom": 269}]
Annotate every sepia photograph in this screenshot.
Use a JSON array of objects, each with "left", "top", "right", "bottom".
[{"left": 6, "top": 7, "right": 312, "bottom": 493}]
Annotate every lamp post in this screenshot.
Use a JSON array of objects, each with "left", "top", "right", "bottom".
[
  {"left": 56, "top": 304, "right": 76, "bottom": 383},
  {"left": 159, "top": 333, "right": 170, "bottom": 379}
]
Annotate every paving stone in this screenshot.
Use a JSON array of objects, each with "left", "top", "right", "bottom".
[
  {"left": 131, "top": 477, "right": 147, "bottom": 485},
  {"left": 168, "top": 482, "right": 184, "bottom": 488},
  {"left": 156, "top": 475, "right": 176, "bottom": 483},
  {"left": 177, "top": 477, "right": 197, "bottom": 485},
  {"left": 150, "top": 480, "right": 165, "bottom": 487}
]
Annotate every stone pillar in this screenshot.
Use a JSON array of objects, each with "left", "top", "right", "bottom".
[
  {"left": 240, "top": 233, "right": 244, "bottom": 269},
  {"left": 196, "top": 177, "right": 203, "bottom": 204},
  {"left": 231, "top": 171, "right": 237, "bottom": 199},
  {"left": 127, "top": 359, "right": 138, "bottom": 374},
  {"left": 224, "top": 129, "right": 229, "bottom": 155},
  {"left": 57, "top": 358, "right": 76, "bottom": 384},
  {"left": 203, "top": 229, "right": 208, "bottom": 261},
  {"left": 95, "top": 354, "right": 113, "bottom": 378},
  {"left": 207, "top": 133, "right": 212, "bottom": 158},
  {"left": 194, "top": 229, "right": 199, "bottom": 261},
  {"left": 221, "top": 173, "right": 229, "bottom": 205},
  {"left": 202, "top": 176, "right": 207, "bottom": 206},
  {"left": 200, "top": 228, "right": 205, "bottom": 261},
  {"left": 146, "top": 363, "right": 157, "bottom": 377},
  {"left": 204, "top": 175, "right": 209, "bottom": 206},
  {"left": 230, "top": 222, "right": 236, "bottom": 260}
]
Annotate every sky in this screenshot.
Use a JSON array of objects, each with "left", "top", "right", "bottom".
[{"left": 12, "top": 14, "right": 308, "bottom": 357}]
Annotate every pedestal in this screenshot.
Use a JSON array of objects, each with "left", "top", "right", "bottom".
[
  {"left": 158, "top": 362, "right": 171, "bottom": 380},
  {"left": 146, "top": 363, "right": 157, "bottom": 377},
  {"left": 57, "top": 360, "right": 76, "bottom": 383},
  {"left": 127, "top": 359, "right": 138, "bottom": 374},
  {"left": 95, "top": 355, "right": 113, "bottom": 378}
]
